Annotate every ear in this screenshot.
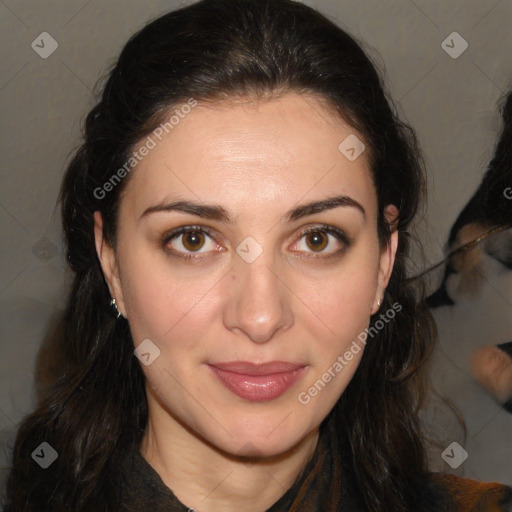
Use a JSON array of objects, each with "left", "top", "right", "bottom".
[
  {"left": 93, "top": 211, "right": 127, "bottom": 318},
  {"left": 371, "top": 204, "right": 399, "bottom": 315}
]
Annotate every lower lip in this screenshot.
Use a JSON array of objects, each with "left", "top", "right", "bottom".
[{"left": 208, "top": 365, "right": 308, "bottom": 402}]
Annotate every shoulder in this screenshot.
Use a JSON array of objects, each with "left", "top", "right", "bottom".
[{"left": 425, "top": 472, "right": 512, "bottom": 512}]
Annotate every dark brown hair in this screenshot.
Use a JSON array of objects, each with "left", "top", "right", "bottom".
[{"left": 3, "top": 0, "right": 437, "bottom": 510}]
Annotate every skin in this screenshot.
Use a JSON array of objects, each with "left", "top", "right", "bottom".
[{"left": 94, "top": 91, "right": 398, "bottom": 512}]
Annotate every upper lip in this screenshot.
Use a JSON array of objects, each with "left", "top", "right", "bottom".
[{"left": 208, "top": 361, "right": 306, "bottom": 375}]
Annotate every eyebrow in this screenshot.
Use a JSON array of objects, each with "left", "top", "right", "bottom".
[{"left": 140, "top": 194, "right": 366, "bottom": 223}]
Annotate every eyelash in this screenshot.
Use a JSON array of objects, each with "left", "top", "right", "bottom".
[{"left": 161, "top": 224, "right": 351, "bottom": 261}]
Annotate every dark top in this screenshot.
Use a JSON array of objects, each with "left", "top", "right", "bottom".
[{"left": 113, "top": 431, "right": 512, "bottom": 511}]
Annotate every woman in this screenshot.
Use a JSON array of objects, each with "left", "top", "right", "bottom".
[{"left": 3, "top": 0, "right": 511, "bottom": 510}]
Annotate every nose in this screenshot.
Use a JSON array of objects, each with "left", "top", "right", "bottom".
[{"left": 223, "top": 251, "right": 294, "bottom": 344}]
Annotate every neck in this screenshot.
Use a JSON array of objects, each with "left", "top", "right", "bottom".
[{"left": 139, "top": 388, "right": 320, "bottom": 512}]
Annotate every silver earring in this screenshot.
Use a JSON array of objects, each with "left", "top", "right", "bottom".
[
  {"left": 109, "top": 297, "right": 122, "bottom": 319},
  {"left": 377, "top": 298, "right": 382, "bottom": 307}
]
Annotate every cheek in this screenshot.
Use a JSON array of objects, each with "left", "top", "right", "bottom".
[
  {"left": 293, "top": 261, "right": 378, "bottom": 412},
  {"left": 119, "top": 247, "right": 222, "bottom": 350},
  {"left": 298, "top": 256, "right": 379, "bottom": 343}
]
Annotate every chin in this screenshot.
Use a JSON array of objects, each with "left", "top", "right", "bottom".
[{"left": 201, "top": 415, "right": 314, "bottom": 461}]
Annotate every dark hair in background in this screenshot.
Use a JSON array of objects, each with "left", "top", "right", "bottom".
[
  {"left": 3, "top": 0, "right": 437, "bottom": 510},
  {"left": 424, "top": 90, "right": 512, "bottom": 308}
]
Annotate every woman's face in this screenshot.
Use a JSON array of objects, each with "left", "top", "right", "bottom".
[{"left": 95, "top": 92, "right": 397, "bottom": 458}]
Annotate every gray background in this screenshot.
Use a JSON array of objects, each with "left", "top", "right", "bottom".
[{"left": 1, "top": 0, "right": 511, "bottom": 495}]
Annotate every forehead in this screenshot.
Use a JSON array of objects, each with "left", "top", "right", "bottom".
[{"left": 120, "top": 92, "right": 376, "bottom": 221}]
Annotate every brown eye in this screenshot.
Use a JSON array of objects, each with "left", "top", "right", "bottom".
[
  {"left": 305, "top": 230, "right": 328, "bottom": 252},
  {"left": 162, "top": 225, "right": 222, "bottom": 260},
  {"left": 182, "top": 231, "right": 205, "bottom": 251},
  {"left": 293, "top": 225, "right": 351, "bottom": 259}
]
